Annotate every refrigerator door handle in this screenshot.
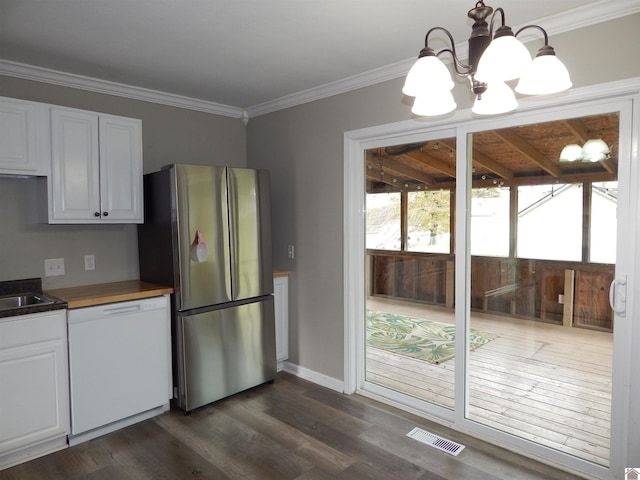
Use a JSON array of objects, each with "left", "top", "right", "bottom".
[
  {"left": 223, "top": 169, "right": 235, "bottom": 300},
  {"left": 227, "top": 168, "right": 239, "bottom": 300}
]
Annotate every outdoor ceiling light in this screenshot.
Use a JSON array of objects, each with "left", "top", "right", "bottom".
[
  {"left": 403, "top": 1, "right": 572, "bottom": 117},
  {"left": 559, "top": 139, "right": 610, "bottom": 163}
]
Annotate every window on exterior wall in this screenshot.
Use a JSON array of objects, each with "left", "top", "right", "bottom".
[
  {"left": 517, "top": 184, "right": 583, "bottom": 261},
  {"left": 590, "top": 181, "right": 617, "bottom": 264},
  {"left": 470, "top": 187, "right": 510, "bottom": 257},
  {"left": 366, "top": 192, "right": 401, "bottom": 250},
  {"left": 407, "top": 190, "right": 451, "bottom": 253}
]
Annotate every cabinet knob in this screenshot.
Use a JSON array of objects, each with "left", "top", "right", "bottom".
[
  {"left": 94, "top": 212, "right": 100, "bottom": 217},
  {"left": 102, "top": 211, "right": 109, "bottom": 217}
]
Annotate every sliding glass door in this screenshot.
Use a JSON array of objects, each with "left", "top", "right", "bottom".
[
  {"left": 353, "top": 92, "right": 637, "bottom": 479},
  {"left": 458, "top": 100, "right": 632, "bottom": 476},
  {"left": 364, "top": 130, "right": 457, "bottom": 413}
]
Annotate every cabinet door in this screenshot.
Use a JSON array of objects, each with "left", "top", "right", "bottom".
[
  {"left": 0, "top": 97, "right": 48, "bottom": 175},
  {"left": 50, "top": 107, "right": 101, "bottom": 221},
  {"left": 274, "top": 275, "right": 289, "bottom": 363},
  {"left": 0, "top": 311, "right": 69, "bottom": 455},
  {"left": 98, "top": 115, "right": 143, "bottom": 222}
]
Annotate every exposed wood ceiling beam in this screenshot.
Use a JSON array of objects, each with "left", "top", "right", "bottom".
[
  {"left": 432, "top": 170, "right": 616, "bottom": 191},
  {"left": 365, "top": 167, "right": 398, "bottom": 188},
  {"left": 439, "top": 138, "right": 514, "bottom": 180},
  {"left": 494, "top": 129, "right": 561, "bottom": 177},
  {"left": 366, "top": 161, "right": 435, "bottom": 186},
  {"left": 398, "top": 152, "right": 456, "bottom": 178},
  {"left": 600, "top": 158, "right": 617, "bottom": 175},
  {"left": 563, "top": 118, "right": 590, "bottom": 143},
  {"left": 367, "top": 151, "right": 436, "bottom": 185},
  {"left": 471, "top": 150, "right": 515, "bottom": 180}
]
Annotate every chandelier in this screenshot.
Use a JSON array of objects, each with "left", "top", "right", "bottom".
[{"left": 403, "top": 1, "right": 572, "bottom": 116}]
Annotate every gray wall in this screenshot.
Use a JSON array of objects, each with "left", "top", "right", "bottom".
[
  {"left": 246, "top": 14, "right": 640, "bottom": 381},
  {"left": 0, "top": 76, "right": 246, "bottom": 288},
  {"left": 0, "top": 14, "right": 638, "bottom": 378}
]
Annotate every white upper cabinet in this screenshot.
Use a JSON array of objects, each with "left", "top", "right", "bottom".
[
  {"left": 49, "top": 107, "right": 143, "bottom": 223},
  {"left": 0, "top": 96, "right": 50, "bottom": 176}
]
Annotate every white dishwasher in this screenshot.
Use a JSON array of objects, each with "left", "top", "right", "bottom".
[{"left": 67, "top": 295, "right": 171, "bottom": 445}]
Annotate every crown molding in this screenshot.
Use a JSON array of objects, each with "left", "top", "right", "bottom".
[
  {"left": 0, "top": 0, "right": 637, "bottom": 120},
  {"left": 0, "top": 60, "right": 243, "bottom": 118},
  {"left": 244, "top": 59, "right": 414, "bottom": 118},
  {"left": 247, "top": 0, "right": 640, "bottom": 117}
]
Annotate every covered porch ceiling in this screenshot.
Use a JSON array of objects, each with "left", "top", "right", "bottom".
[{"left": 366, "top": 112, "right": 619, "bottom": 193}]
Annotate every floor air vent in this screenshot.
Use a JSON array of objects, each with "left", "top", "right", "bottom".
[{"left": 406, "top": 427, "right": 465, "bottom": 456}]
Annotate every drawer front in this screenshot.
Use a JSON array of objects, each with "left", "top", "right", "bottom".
[{"left": 0, "top": 310, "right": 66, "bottom": 350}]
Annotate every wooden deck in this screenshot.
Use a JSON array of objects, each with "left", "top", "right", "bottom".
[{"left": 365, "top": 298, "right": 612, "bottom": 467}]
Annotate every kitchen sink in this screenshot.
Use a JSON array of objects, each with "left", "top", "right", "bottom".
[{"left": 0, "top": 293, "right": 55, "bottom": 311}]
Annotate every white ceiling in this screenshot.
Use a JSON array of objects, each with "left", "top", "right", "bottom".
[{"left": 0, "top": 0, "right": 636, "bottom": 117}]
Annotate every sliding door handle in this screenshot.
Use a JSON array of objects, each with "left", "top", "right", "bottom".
[{"left": 609, "top": 274, "right": 627, "bottom": 317}]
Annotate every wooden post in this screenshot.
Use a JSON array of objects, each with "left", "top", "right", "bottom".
[
  {"left": 445, "top": 260, "right": 455, "bottom": 309},
  {"left": 563, "top": 269, "right": 575, "bottom": 327}
]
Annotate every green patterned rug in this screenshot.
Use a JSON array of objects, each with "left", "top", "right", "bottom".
[{"left": 366, "top": 310, "right": 499, "bottom": 364}]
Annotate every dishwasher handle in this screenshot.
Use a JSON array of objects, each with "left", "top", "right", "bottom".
[
  {"left": 102, "top": 304, "right": 141, "bottom": 316},
  {"left": 68, "top": 296, "right": 169, "bottom": 324}
]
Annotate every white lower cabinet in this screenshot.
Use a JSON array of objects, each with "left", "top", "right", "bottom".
[
  {"left": 274, "top": 275, "right": 289, "bottom": 368},
  {"left": 0, "top": 310, "right": 69, "bottom": 469}
]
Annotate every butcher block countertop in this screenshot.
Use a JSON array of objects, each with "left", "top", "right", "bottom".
[{"left": 46, "top": 280, "right": 174, "bottom": 309}]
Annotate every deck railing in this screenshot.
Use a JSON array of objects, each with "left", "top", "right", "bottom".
[{"left": 367, "top": 251, "right": 614, "bottom": 331}]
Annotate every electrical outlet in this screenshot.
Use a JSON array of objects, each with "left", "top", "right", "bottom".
[
  {"left": 44, "top": 258, "right": 65, "bottom": 277},
  {"left": 288, "top": 244, "right": 295, "bottom": 259},
  {"left": 84, "top": 254, "right": 95, "bottom": 271}
]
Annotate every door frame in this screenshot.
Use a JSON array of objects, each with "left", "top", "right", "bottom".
[{"left": 343, "top": 77, "right": 640, "bottom": 479}]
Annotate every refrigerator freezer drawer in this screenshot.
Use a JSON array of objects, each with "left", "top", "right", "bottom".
[{"left": 176, "top": 297, "right": 276, "bottom": 412}]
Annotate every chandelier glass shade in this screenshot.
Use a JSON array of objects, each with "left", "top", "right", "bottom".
[
  {"left": 472, "top": 80, "right": 518, "bottom": 115},
  {"left": 475, "top": 34, "right": 532, "bottom": 82},
  {"left": 402, "top": 54, "right": 455, "bottom": 97},
  {"left": 559, "top": 139, "right": 610, "bottom": 163},
  {"left": 403, "top": 1, "right": 572, "bottom": 117},
  {"left": 412, "top": 89, "right": 457, "bottom": 116},
  {"left": 515, "top": 52, "right": 573, "bottom": 95}
]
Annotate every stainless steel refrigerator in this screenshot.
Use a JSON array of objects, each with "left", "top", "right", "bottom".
[{"left": 138, "top": 164, "right": 276, "bottom": 412}]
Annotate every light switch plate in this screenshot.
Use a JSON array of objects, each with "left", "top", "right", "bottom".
[
  {"left": 84, "top": 254, "right": 95, "bottom": 271},
  {"left": 44, "top": 258, "right": 65, "bottom": 277}
]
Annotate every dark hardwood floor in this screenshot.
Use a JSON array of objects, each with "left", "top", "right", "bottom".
[{"left": 1, "top": 373, "right": 585, "bottom": 480}]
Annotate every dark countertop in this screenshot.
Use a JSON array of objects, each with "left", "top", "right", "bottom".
[{"left": 0, "top": 278, "right": 67, "bottom": 319}]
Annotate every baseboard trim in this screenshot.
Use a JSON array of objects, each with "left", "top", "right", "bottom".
[
  {"left": 0, "top": 436, "right": 67, "bottom": 471},
  {"left": 282, "top": 361, "right": 344, "bottom": 393}
]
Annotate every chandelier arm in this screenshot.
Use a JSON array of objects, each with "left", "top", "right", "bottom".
[
  {"left": 515, "top": 24, "right": 549, "bottom": 45},
  {"left": 487, "top": 7, "right": 506, "bottom": 38},
  {"left": 425, "top": 27, "right": 472, "bottom": 76},
  {"left": 437, "top": 49, "right": 473, "bottom": 76}
]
